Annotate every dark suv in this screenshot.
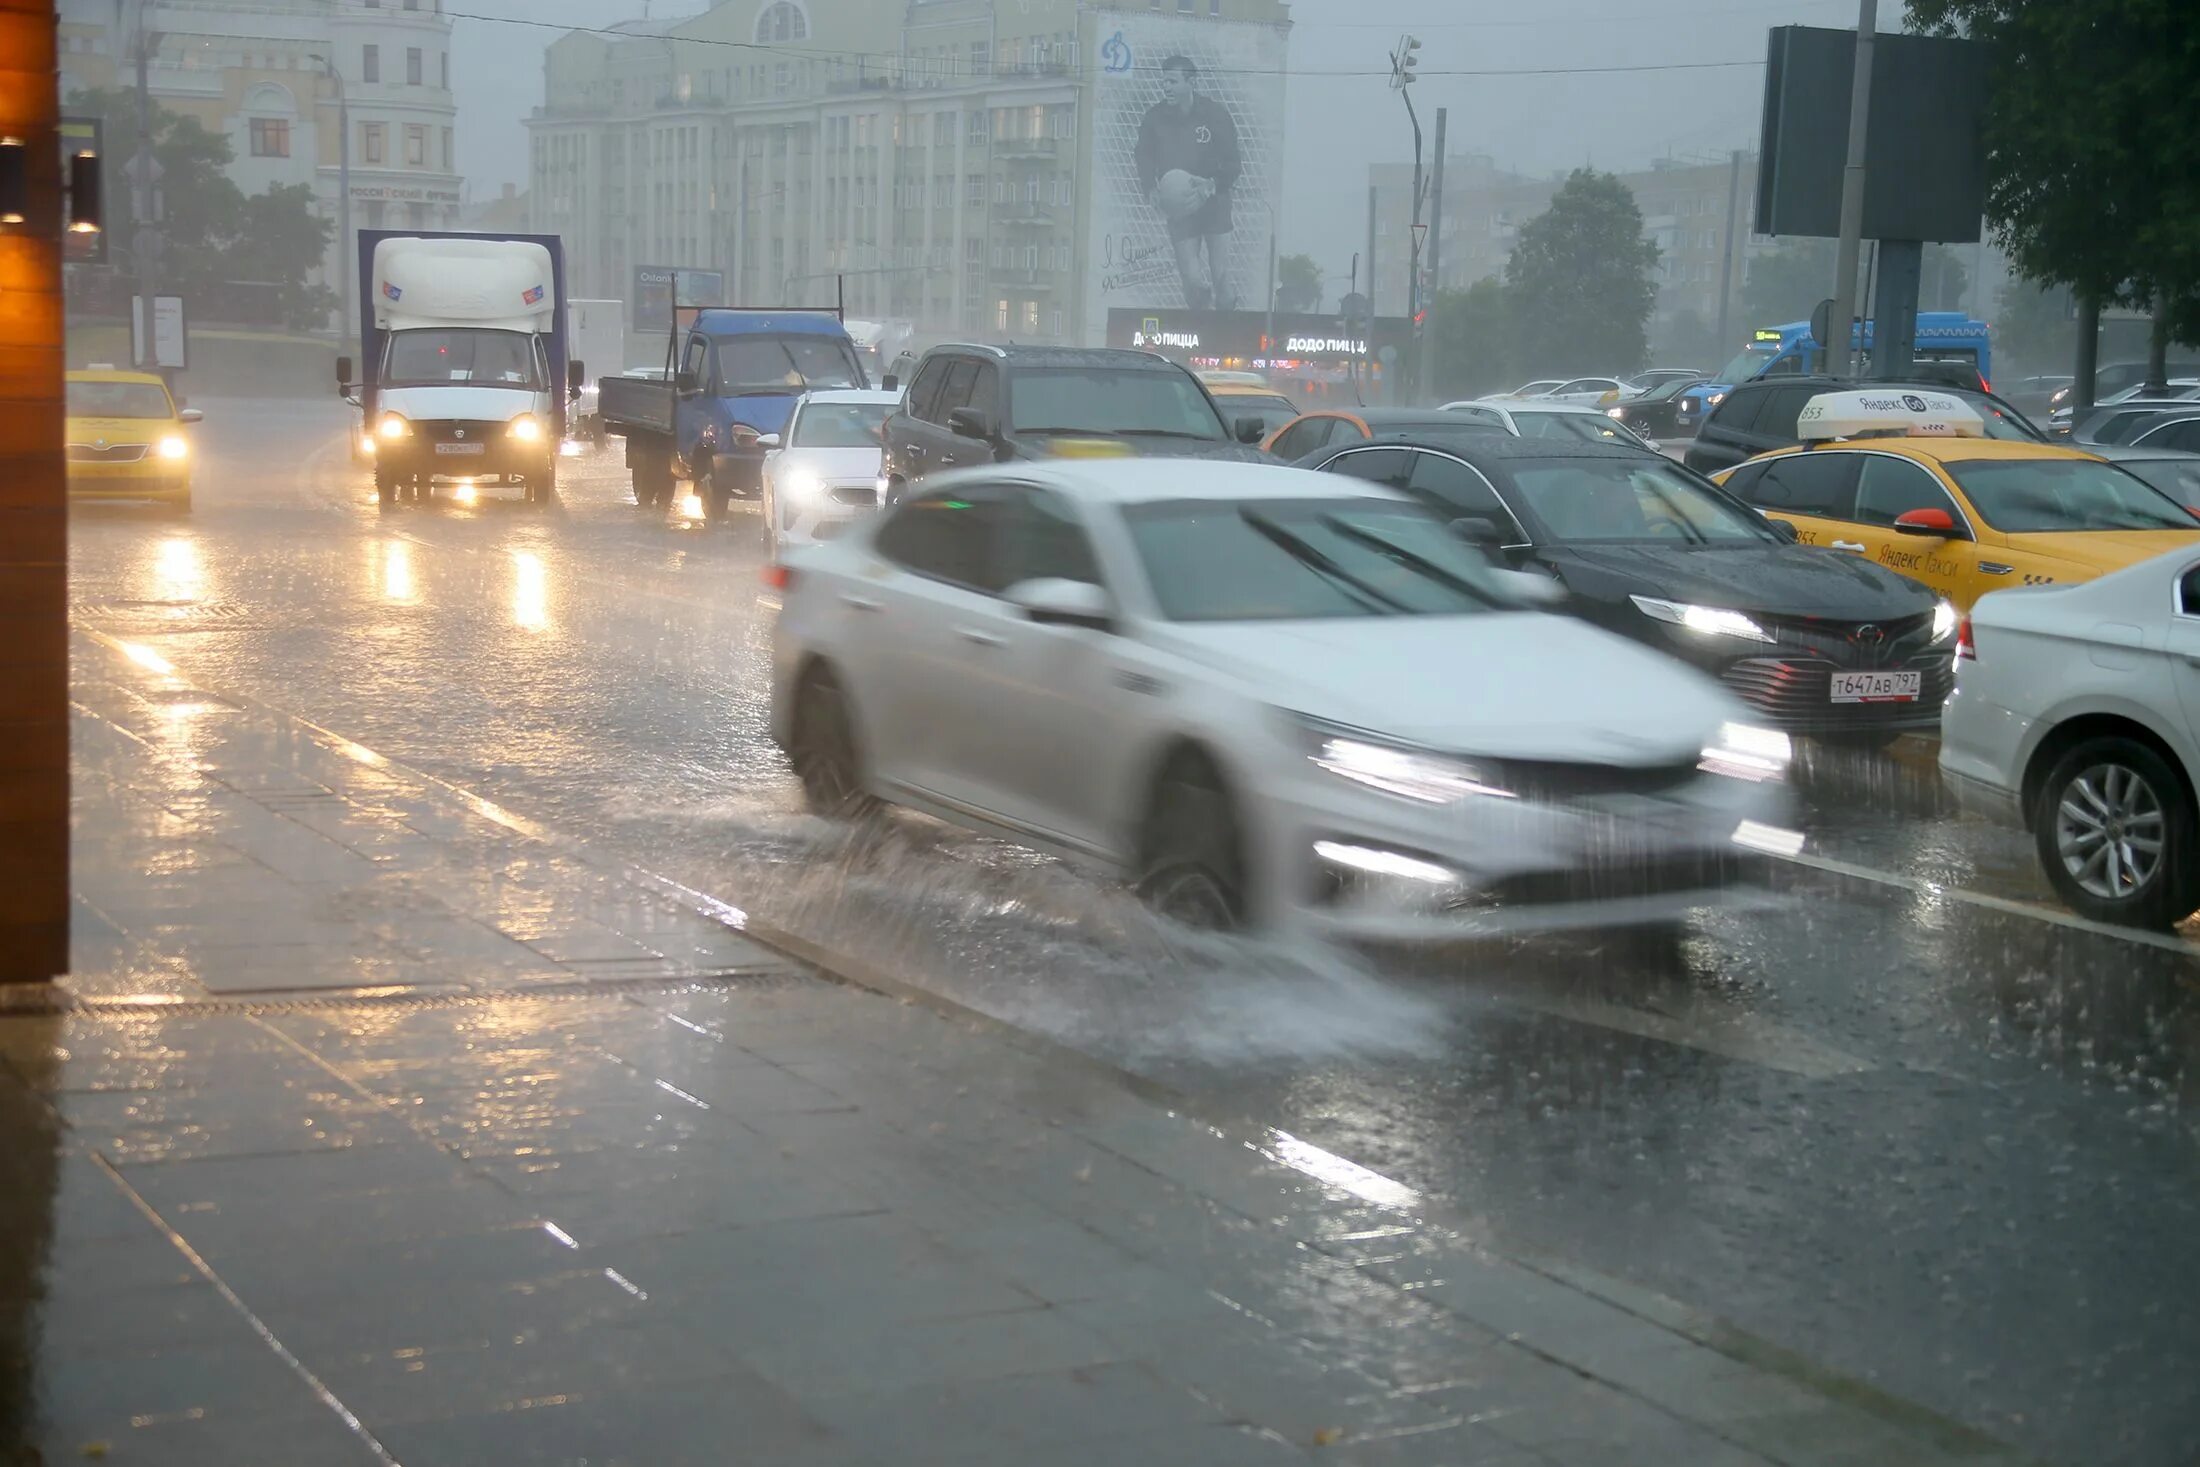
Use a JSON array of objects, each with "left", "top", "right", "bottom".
[
  {"left": 881, "top": 344, "right": 1268, "bottom": 499},
  {"left": 1682, "top": 374, "right": 2046, "bottom": 475}
]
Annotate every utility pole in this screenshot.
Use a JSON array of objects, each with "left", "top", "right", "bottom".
[
  {"left": 1417, "top": 107, "right": 1447, "bottom": 404},
  {"left": 2073, "top": 294, "right": 2099, "bottom": 412},
  {"left": 310, "top": 54, "right": 352, "bottom": 346},
  {"left": 1390, "top": 34, "right": 1423, "bottom": 400},
  {"left": 127, "top": 0, "right": 163, "bottom": 378},
  {"left": 1713, "top": 147, "right": 1742, "bottom": 352},
  {"left": 1826, "top": 0, "right": 1875, "bottom": 378}
]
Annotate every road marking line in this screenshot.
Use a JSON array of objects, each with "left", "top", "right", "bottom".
[{"left": 1498, "top": 991, "right": 1874, "bottom": 1079}]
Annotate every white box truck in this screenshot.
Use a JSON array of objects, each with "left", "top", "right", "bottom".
[{"left": 337, "top": 232, "right": 581, "bottom": 506}]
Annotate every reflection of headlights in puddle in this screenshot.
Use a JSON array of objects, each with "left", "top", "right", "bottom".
[
  {"left": 377, "top": 539, "right": 415, "bottom": 602},
  {"left": 152, "top": 535, "right": 202, "bottom": 602},
  {"left": 512, "top": 550, "right": 548, "bottom": 631},
  {"left": 118, "top": 641, "right": 174, "bottom": 675},
  {"left": 680, "top": 492, "right": 705, "bottom": 520},
  {"left": 452, "top": 482, "right": 479, "bottom": 505}
]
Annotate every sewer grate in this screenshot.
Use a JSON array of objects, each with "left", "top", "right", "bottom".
[{"left": 0, "top": 969, "right": 810, "bottom": 1021}]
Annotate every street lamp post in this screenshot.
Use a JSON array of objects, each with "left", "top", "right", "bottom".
[
  {"left": 1389, "top": 35, "right": 1424, "bottom": 400},
  {"left": 308, "top": 54, "right": 352, "bottom": 345}
]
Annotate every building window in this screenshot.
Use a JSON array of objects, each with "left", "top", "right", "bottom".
[
  {"left": 405, "top": 123, "right": 427, "bottom": 166},
  {"left": 1023, "top": 300, "right": 1039, "bottom": 332},
  {"left": 1048, "top": 307, "right": 1063, "bottom": 336},
  {"left": 362, "top": 121, "right": 385, "bottom": 163},
  {"left": 996, "top": 298, "right": 1010, "bottom": 331},
  {"left": 362, "top": 44, "right": 378, "bottom": 83},
  {"left": 441, "top": 51, "right": 449, "bottom": 89},
  {"left": 441, "top": 126, "right": 452, "bottom": 171},
  {"left": 755, "top": 1, "right": 808, "bottom": 42},
  {"left": 406, "top": 47, "right": 422, "bottom": 85},
  {"left": 249, "top": 117, "right": 290, "bottom": 157}
]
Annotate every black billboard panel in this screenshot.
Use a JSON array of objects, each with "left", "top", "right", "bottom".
[{"left": 1756, "top": 26, "right": 1987, "bottom": 243}]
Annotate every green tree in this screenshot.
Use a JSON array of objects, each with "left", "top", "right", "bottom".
[
  {"left": 1502, "top": 169, "right": 1660, "bottom": 375},
  {"left": 1906, "top": 0, "right": 2200, "bottom": 343},
  {"left": 64, "top": 87, "right": 333, "bottom": 330},
  {"left": 1993, "top": 277, "right": 2076, "bottom": 375},
  {"left": 1428, "top": 277, "right": 1514, "bottom": 399},
  {"left": 1274, "top": 253, "right": 1322, "bottom": 314}
]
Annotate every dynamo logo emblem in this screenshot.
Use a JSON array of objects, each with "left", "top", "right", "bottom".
[{"left": 1101, "top": 31, "right": 1132, "bottom": 74}]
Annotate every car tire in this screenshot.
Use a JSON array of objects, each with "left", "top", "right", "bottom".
[
  {"left": 700, "top": 462, "right": 732, "bottom": 524},
  {"left": 1136, "top": 752, "right": 1248, "bottom": 930},
  {"left": 375, "top": 468, "right": 397, "bottom": 506},
  {"left": 2033, "top": 735, "right": 2200, "bottom": 929},
  {"left": 525, "top": 462, "right": 555, "bottom": 506},
  {"left": 790, "top": 667, "right": 875, "bottom": 818}
]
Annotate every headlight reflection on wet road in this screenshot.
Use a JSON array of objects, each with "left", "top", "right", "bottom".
[{"left": 511, "top": 549, "right": 550, "bottom": 632}]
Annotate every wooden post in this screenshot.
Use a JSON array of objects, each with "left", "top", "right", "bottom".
[{"left": 0, "top": 0, "right": 69, "bottom": 981}]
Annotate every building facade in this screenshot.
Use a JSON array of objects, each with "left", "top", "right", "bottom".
[
  {"left": 57, "top": 0, "right": 462, "bottom": 334},
  {"left": 528, "top": 0, "right": 1292, "bottom": 350}
]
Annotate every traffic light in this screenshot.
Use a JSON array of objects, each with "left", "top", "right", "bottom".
[{"left": 1390, "top": 34, "right": 1421, "bottom": 90}]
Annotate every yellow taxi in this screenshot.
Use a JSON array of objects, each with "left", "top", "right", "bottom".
[
  {"left": 1198, "top": 373, "right": 1300, "bottom": 441},
  {"left": 1711, "top": 389, "right": 2200, "bottom": 610},
  {"left": 65, "top": 368, "right": 198, "bottom": 510}
]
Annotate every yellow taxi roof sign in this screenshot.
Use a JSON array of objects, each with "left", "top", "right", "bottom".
[
  {"left": 1046, "top": 437, "right": 1135, "bottom": 459},
  {"left": 1796, "top": 389, "right": 1985, "bottom": 442}
]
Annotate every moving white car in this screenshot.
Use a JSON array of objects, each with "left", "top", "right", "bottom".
[
  {"left": 1539, "top": 376, "right": 1636, "bottom": 406},
  {"left": 1438, "top": 397, "right": 1654, "bottom": 448},
  {"left": 768, "top": 459, "right": 1799, "bottom": 937},
  {"left": 760, "top": 389, "right": 900, "bottom": 552},
  {"left": 1941, "top": 546, "right": 2200, "bottom": 927}
]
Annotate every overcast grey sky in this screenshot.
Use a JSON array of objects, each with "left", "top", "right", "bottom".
[{"left": 452, "top": 0, "right": 1894, "bottom": 293}]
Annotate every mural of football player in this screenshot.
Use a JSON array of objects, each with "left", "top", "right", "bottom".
[{"left": 1134, "top": 54, "right": 1241, "bottom": 310}]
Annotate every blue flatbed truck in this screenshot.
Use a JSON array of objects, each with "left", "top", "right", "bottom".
[
  {"left": 597, "top": 293, "right": 872, "bottom": 522},
  {"left": 1674, "top": 312, "right": 1992, "bottom": 435}
]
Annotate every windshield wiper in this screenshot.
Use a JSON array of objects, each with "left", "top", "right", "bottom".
[
  {"left": 1238, "top": 509, "right": 1408, "bottom": 613},
  {"left": 1317, "top": 515, "right": 1502, "bottom": 607},
  {"left": 1116, "top": 428, "right": 1226, "bottom": 441}
]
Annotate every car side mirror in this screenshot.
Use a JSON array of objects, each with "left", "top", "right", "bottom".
[
  {"left": 948, "top": 405, "right": 997, "bottom": 441},
  {"left": 757, "top": 432, "right": 781, "bottom": 449},
  {"left": 1234, "top": 416, "right": 1265, "bottom": 445},
  {"left": 676, "top": 369, "right": 702, "bottom": 395},
  {"left": 1450, "top": 514, "right": 1508, "bottom": 545},
  {"left": 882, "top": 372, "right": 899, "bottom": 392},
  {"left": 568, "top": 360, "right": 586, "bottom": 393},
  {"left": 1007, "top": 577, "right": 1113, "bottom": 632},
  {"left": 1764, "top": 516, "right": 1800, "bottom": 543},
  {"left": 177, "top": 408, "right": 203, "bottom": 424},
  {"left": 335, "top": 354, "right": 353, "bottom": 392},
  {"left": 1489, "top": 567, "right": 1568, "bottom": 608},
  {"left": 1894, "top": 507, "right": 1958, "bottom": 539}
]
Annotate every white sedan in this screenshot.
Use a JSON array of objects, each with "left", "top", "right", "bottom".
[
  {"left": 768, "top": 458, "right": 1798, "bottom": 937},
  {"left": 760, "top": 389, "right": 901, "bottom": 552},
  {"left": 1941, "top": 546, "right": 2200, "bottom": 927},
  {"left": 1538, "top": 376, "right": 1636, "bottom": 406},
  {"left": 1439, "top": 397, "right": 1654, "bottom": 448}
]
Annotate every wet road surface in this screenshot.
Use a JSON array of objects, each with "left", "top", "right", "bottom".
[{"left": 67, "top": 398, "right": 2200, "bottom": 1467}]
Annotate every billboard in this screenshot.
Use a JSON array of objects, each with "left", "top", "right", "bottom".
[
  {"left": 1755, "top": 26, "right": 1987, "bottom": 243},
  {"left": 1085, "top": 12, "right": 1288, "bottom": 328},
  {"left": 633, "top": 265, "right": 724, "bottom": 334},
  {"left": 1105, "top": 307, "right": 1409, "bottom": 372}
]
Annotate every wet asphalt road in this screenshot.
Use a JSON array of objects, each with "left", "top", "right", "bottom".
[{"left": 68, "top": 398, "right": 2200, "bottom": 1467}]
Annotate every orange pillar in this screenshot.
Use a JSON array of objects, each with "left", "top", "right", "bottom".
[{"left": 0, "top": 0, "right": 69, "bottom": 981}]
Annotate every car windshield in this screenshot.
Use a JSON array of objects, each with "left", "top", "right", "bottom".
[
  {"left": 1946, "top": 457, "right": 2197, "bottom": 533},
  {"left": 1503, "top": 457, "right": 1775, "bottom": 544},
  {"left": 66, "top": 380, "right": 171, "bottom": 418},
  {"left": 1513, "top": 410, "right": 1641, "bottom": 445},
  {"left": 1009, "top": 368, "right": 1227, "bottom": 439},
  {"left": 2117, "top": 458, "right": 2200, "bottom": 511},
  {"left": 792, "top": 401, "right": 891, "bottom": 447},
  {"left": 1220, "top": 394, "right": 1300, "bottom": 434},
  {"left": 715, "top": 334, "right": 866, "bottom": 395},
  {"left": 1125, "top": 497, "right": 1524, "bottom": 621},
  {"left": 1642, "top": 377, "right": 1699, "bottom": 403},
  {"left": 1714, "top": 345, "right": 1775, "bottom": 383},
  {"left": 383, "top": 329, "right": 543, "bottom": 388}
]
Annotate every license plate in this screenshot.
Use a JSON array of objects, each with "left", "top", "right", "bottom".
[
  {"left": 435, "top": 441, "right": 486, "bottom": 456},
  {"left": 1830, "top": 670, "right": 1921, "bottom": 703}
]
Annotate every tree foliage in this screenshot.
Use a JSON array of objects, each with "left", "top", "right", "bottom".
[
  {"left": 64, "top": 86, "right": 334, "bottom": 329},
  {"left": 1428, "top": 278, "right": 1515, "bottom": 400},
  {"left": 1741, "top": 237, "right": 1971, "bottom": 328},
  {"left": 1502, "top": 169, "right": 1660, "bottom": 375},
  {"left": 1905, "top": 0, "right": 2200, "bottom": 341},
  {"left": 1274, "top": 253, "right": 1322, "bottom": 314}
]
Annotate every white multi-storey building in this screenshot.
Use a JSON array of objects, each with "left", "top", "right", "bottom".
[{"left": 57, "top": 0, "right": 462, "bottom": 334}]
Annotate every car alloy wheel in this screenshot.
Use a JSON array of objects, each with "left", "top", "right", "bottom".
[
  {"left": 1136, "top": 758, "right": 1246, "bottom": 931},
  {"left": 792, "top": 670, "right": 871, "bottom": 818},
  {"left": 2054, "top": 761, "right": 2166, "bottom": 900}
]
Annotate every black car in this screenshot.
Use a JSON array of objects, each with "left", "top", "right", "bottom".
[
  {"left": 1301, "top": 435, "right": 1953, "bottom": 739},
  {"left": 1682, "top": 374, "right": 2046, "bottom": 476},
  {"left": 881, "top": 344, "right": 1266, "bottom": 499},
  {"left": 1605, "top": 376, "right": 1704, "bottom": 439}
]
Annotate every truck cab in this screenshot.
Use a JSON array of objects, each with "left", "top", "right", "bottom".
[
  {"left": 605, "top": 309, "right": 868, "bottom": 521},
  {"left": 1676, "top": 312, "right": 1991, "bottom": 436}
]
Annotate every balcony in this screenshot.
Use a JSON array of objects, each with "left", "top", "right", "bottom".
[
  {"left": 996, "top": 205, "right": 1057, "bottom": 228},
  {"left": 990, "top": 135, "right": 1057, "bottom": 161},
  {"left": 988, "top": 268, "right": 1057, "bottom": 291}
]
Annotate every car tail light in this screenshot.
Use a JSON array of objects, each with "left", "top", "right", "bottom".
[
  {"left": 761, "top": 563, "right": 794, "bottom": 591},
  {"left": 1955, "top": 615, "right": 1976, "bottom": 661}
]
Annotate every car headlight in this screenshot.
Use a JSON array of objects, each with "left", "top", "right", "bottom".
[
  {"left": 780, "top": 468, "right": 822, "bottom": 505},
  {"left": 1299, "top": 719, "right": 1514, "bottom": 804},
  {"left": 1707, "top": 391, "right": 1727, "bottom": 406},
  {"left": 1605, "top": 407, "right": 1625, "bottom": 419},
  {"left": 1699, "top": 721, "right": 1791, "bottom": 782},
  {"left": 508, "top": 414, "right": 543, "bottom": 442},
  {"left": 377, "top": 413, "right": 409, "bottom": 440},
  {"left": 1931, "top": 598, "right": 1958, "bottom": 644},
  {"left": 155, "top": 434, "right": 188, "bottom": 461},
  {"left": 359, "top": 433, "right": 377, "bottom": 457},
  {"left": 1629, "top": 595, "right": 1774, "bottom": 644}
]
